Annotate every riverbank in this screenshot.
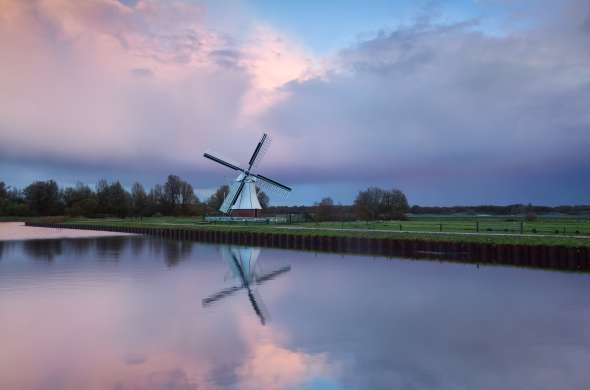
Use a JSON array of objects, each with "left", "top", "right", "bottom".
[
  {"left": 28, "top": 216, "right": 590, "bottom": 246},
  {"left": 25, "top": 220, "right": 590, "bottom": 272}
]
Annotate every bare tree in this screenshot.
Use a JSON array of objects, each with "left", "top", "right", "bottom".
[{"left": 315, "top": 197, "right": 335, "bottom": 221}]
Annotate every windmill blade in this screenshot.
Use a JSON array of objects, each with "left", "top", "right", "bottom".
[
  {"left": 248, "top": 133, "right": 271, "bottom": 170},
  {"left": 203, "top": 153, "right": 244, "bottom": 172},
  {"left": 219, "top": 179, "right": 246, "bottom": 214},
  {"left": 254, "top": 173, "right": 291, "bottom": 199},
  {"left": 255, "top": 266, "right": 291, "bottom": 285},
  {"left": 247, "top": 288, "right": 269, "bottom": 325},
  {"left": 202, "top": 285, "right": 244, "bottom": 306}
]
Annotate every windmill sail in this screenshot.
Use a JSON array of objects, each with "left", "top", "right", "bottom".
[
  {"left": 248, "top": 133, "right": 271, "bottom": 171},
  {"left": 254, "top": 173, "right": 291, "bottom": 198},
  {"left": 201, "top": 246, "right": 289, "bottom": 325},
  {"left": 219, "top": 180, "right": 243, "bottom": 214},
  {"left": 203, "top": 132, "right": 291, "bottom": 214},
  {"left": 203, "top": 153, "right": 244, "bottom": 172}
]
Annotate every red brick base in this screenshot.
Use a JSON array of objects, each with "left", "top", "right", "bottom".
[{"left": 231, "top": 209, "right": 259, "bottom": 217}]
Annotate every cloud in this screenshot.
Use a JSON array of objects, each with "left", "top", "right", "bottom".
[
  {"left": 0, "top": 0, "right": 589, "bottom": 204},
  {"left": 256, "top": 2, "right": 590, "bottom": 202},
  {"left": 0, "top": 0, "right": 311, "bottom": 179}
]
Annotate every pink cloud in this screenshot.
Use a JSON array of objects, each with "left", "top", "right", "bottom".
[{"left": 0, "top": 0, "right": 312, "bottom": 174}]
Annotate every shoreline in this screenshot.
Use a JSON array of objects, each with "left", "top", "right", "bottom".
[{"left": 25, "top": 221, "right": 590, "bottom": 272}]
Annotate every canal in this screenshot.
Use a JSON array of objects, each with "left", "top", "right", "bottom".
[{"left": 1, "top": 223, "right": 589, "bottom": 389}]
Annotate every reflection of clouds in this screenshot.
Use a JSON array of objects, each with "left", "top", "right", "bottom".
[
  {"left": 265, "top": 252, "right": 590, "bottom": 390},
  {"left": 232, "top": 310, "right": 341, "bottom": 390},
  {"left": 2, "top": 238, "right": 590, "bottom": 389},
  {"left": 236, "top": 342, "right": 334, "bottom": 390}
]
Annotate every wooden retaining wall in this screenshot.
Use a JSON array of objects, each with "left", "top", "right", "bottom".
[{"left": 25, "top": 222, "right": 590, "bottom": 272}]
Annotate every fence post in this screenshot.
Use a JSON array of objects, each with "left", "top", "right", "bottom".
[
  {"left": 399, "top": 224, "right": 402, "bottom": 231},
  {"left": 476, "top": 221, "right": 479, "bottom": 232},
  {"left": 520, "top": 222, "right": 524, "bottom": 234},
  {"left": 439, "top": 224, "right": 443, "bottom": 232}
]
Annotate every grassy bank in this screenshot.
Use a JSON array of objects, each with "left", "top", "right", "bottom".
[{"left": 37, "top": 216, "right": 590, "bottom": 248}]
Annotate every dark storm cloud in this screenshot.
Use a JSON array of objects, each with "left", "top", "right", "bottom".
[
  {"left": 1, "top": 0, "right": 589, "bottom": 204},
  {"left": 258, "top": 4, "right": 590, "bottom": 203}
]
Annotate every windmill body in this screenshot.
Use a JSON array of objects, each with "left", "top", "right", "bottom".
[
  {"left": 203, "top": 133, "right": 291, "bottom": 217},
  {"left": 229, "top": 175, "right": 262, "bottom": 217}
]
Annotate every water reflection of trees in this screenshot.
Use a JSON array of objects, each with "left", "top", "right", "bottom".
[
  {"left": 95, "top": 237, "right": 129, "bottom": 260},
  {"left": 67, "top": 238, "right": 94, "bottom": 257},
  {"left": 131, "top": 236, "right": 144, "bottom": 257},
  {"left": 10, "top": 236, "right": 195, "bottom": 267},
  {"left": 23, "top": 240, "right": 63, "bottom": 262},
  {"left": 162, "top": 240, "right": 193, "bottom": 267},
  {"left": 20, "top": 237, "right": 134, "bottom": 262},
  {"left": 130, "top": 238, "right": 194, "bottom": 267}
]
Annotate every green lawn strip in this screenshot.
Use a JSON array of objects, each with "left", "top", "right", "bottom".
[{"left": 54, "top": 218, "right": 590, "bottom": 248}]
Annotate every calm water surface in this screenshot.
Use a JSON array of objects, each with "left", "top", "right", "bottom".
[{"left": 1, "top": 225, "right": 589, "bottom": 389}]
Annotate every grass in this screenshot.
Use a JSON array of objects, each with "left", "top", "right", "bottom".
[
  {"left": 41, "top": 215, "right": 590, "bottom": 248},
  {"left": 299, "top": 217, "right": 590, "bottom": 236}
]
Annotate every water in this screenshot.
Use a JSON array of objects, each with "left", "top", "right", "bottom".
[{"left": 1, "top": 225, "right": 590, "bottom": 389}]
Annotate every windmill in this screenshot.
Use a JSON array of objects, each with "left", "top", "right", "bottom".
[
  {"left": 203, "top": 133, "right": 291, "bottom": 217},
  {"left": 202, "top": 245, "right": 291, "bottom": 325}
]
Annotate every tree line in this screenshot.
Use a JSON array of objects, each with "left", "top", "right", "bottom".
[
  {"left": 2, "top": 177, "right": 588, "bottom": 220},
  {"left": 308, "top": 187, "right": 410, "bottom": 222},
  {"left": 0, "top": 176, "right": 269, "bottom": 218}
]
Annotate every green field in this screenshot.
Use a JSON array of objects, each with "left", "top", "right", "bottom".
[
  {"left": 38, "top": 215, "right": 590, "bottom": 248},
  {"left": 300, "top": 216, "right": 590, "bottom": 236}
]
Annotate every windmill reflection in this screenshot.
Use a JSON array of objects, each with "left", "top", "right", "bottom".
[{"left": 202, "top": 246, "right": 291, "bottom": 325}]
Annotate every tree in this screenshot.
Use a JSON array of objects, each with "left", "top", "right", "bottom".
[
  {"left": 354, "top": 187, "right": 409, "bottom": 220},
  {"left": 163, "top": 174, "right": 182, "bottom": 213},
  {"left": 382, "top": 189, "right": 409, "bottom": 219},
  {"left": 0, "top": 182, "right": 6, "bottom": 212},
  {"left": 207, "top": 185, "right": 230, "bottom": 212},
  {"left": 109, "top": 181, "right": 131, "bottom": 218},
  {"left": 179, "top": 181, "right": 200, "bottom": 215},
  {"left": 23, "top": 180, "right": 62, "bottom": 216},
  {"left": 179, "top": 181, "right": 196, "bottom": 205},
  {"left": 0, "top": 182, "right": 7, "bottom": 201},
  {"left": 95, "top": 179, "right": 130, "bottom": 217},
  {"left": 131, "top": 182, "right": 148, "bottom": 216},
  {"left": 63, "top": 182, "right": 93, "bottom": 208},
  {"left": 315, "top": 197, "right": 335, "bottom": 221},
  {"left": 63, "top": 182, "right": 96, "bottom": 217},
  {"left": 162, "top": 175, "right": 198, "bottom": 215},
  {"left": 147, "top": 184, "right": 165, "bottom": 215},
  {"left": 354, "top": 187, "right": 384, "bottom": 220},
  {"left": 95, "top": 179, "right": 110, "bottom": 215}
]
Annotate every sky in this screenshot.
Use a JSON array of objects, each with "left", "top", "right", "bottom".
[{"left": 0, "top": 0, "right": 589, "bottom": 206}]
